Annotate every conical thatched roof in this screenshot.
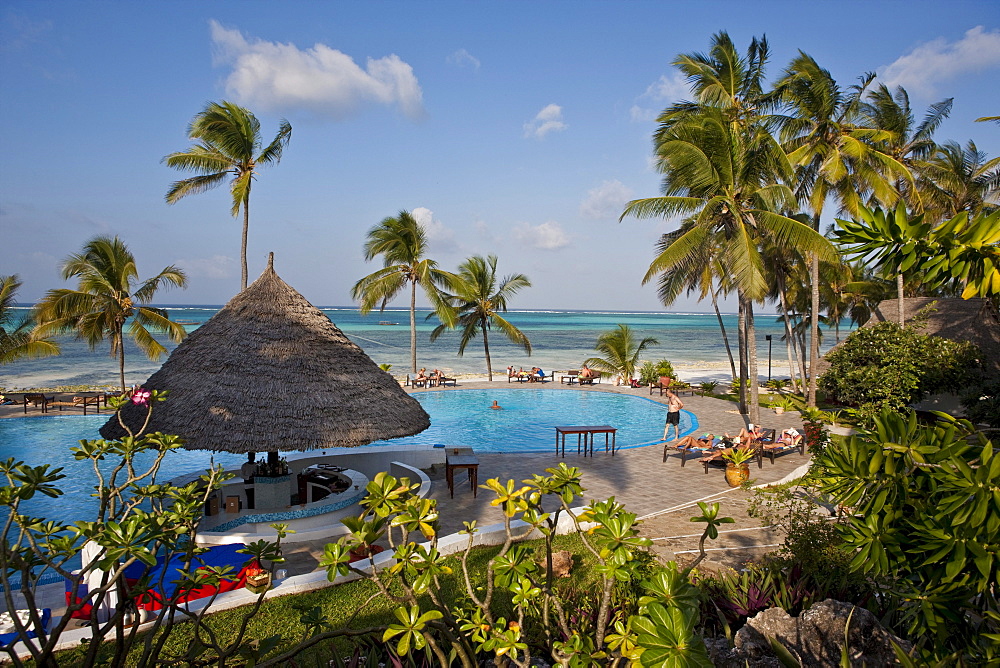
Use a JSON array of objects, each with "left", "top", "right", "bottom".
[{"left": 101, "top": 255, "right": 429, "bottom": 452}]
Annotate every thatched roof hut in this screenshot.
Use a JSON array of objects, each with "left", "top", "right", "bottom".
[
  {"left": 101, "top": 255, "right": 429, "bottom": 452},
  {"left": 817, "top": 297, "right": 1000, "bottom": 378}
]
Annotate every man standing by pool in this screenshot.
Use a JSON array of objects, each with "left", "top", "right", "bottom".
[{"left": 662, "top": 390, "right": 684, "bottom": 441}]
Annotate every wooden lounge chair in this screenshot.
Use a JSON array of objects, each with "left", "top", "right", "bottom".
[
  {"left": 761, "top": 429, "right": 806, "bottom": 464},
  {"left": 437, "top": 375, "right": 457, "bottom": 387},
  {"left": 578, "top": 371, "right": 602, "bottom": 385},
  {"left": 23, "top": 393, "right": 48, "bottom": 413},
  {"left": 49, "top": 395, "right": 102, "bottom": 415},
  {"left": 407, "top": 374, "right": 428, "bottom": 388}
]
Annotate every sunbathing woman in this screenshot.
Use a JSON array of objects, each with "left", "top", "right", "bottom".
[{"left": 674, "top": 433, "right": 718, "bottom": 449}]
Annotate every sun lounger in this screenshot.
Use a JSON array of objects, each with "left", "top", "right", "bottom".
[
  {"left": 49, "top": 395, "right": 102, "bottom": 415},
  {"left": 578, "top": 372, "right": 602, "bottom": 385},
  {"left": 560, "top": 370, "right": 579, "bottom": 384},
  {"left": 437, "top": 375, "right": 457, "bottom": 386},
  {"left": 650, "top": 376, "right": 673, "bottom": 396},
  {"left": 23, "top": 393, "right": 49, "bottom": 413},
  {"left": 761, "top": 428, "right": 806, "bottom": 464}
]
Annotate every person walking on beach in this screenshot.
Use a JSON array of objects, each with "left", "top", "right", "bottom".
[{"left": 663, "top": 390, "right": 684, "bottom": 441}]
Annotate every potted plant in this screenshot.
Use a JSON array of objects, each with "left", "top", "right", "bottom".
[
  {"left": 721, "top": 446, "right": 756, "bottom": 487},
  {"left": 244, "top": 566, "right": 271, "bottom": 594},
  {"left": 771, "top": 395, "right": 795, "bottom": 415}
]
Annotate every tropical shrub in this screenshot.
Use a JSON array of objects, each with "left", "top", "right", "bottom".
[
  {"left": 638, "top": 358, "right": 675, "bottom": 385},
  {"left": 699, "top": 380, "right": 719, "bottom": 395},
  {"left": 0, "top": 391, "right": 286, "bottom": 667},
  {"left": 811, "top": 410, "right": 1000, "bottom": 661},
  {"left": 318, "top": 468, "right": 726, "bottom": 666},
  {"left": 819, "top": 320, "right": 981, "bottom": 422}
]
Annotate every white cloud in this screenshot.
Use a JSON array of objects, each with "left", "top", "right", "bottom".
[
  {"left": 630, "top": 71, "right": 689, "bottom": 122},
  {"left": 411, "top": 207, "right": 458, "bottom": 252},
  {"left": 580, "top": 180, "right": 634, "bottom": 220},
  {"left": 446, "top": 48, "right": 480, "bottom": 70},
  {"left": 513, "top": 221, "right": 570, "bottom": 250},
  {"left": 879, "top": 26, "right": 1000, "bottom": 97},
  {"left": 523, "top": 104, "right": 567, "bottom": 139},
  {"left": 209, "top": 20, "right": 425, "bottom": 120},
  {"left": 175, "top": 255, "right": 236, "bottom": 279}
]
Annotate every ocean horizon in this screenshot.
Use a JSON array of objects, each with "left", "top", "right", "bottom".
[{"left": 2, "top": 306, "right": 850, "bottom": 390}]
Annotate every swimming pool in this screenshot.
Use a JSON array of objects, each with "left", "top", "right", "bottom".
[
  {"left": 0, "top": 389, "right": 694, "bottom": 531},
  {"left": 379, "top": 388, "right": 695, "bottom": 453}
]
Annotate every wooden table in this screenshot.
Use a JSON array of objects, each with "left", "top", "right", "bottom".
[
  {"left": 445, "top": 448, "right": 479, "bottom": 498},
  {"left": 554, "top": 426, "right": 617, "bottom": 457}
]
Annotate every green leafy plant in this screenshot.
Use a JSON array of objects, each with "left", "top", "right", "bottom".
[
  {"left": 812, "top": 409, "right": 1000, "bottom": 661},
  {"left": 819, "top": 320, "right": 981, "bottom": 422},
  {"left": 699, "top": 380, "right": 719, "bottom": 395},
  {"left": 721, "top": 447, "right": 757, "bottom": 468},
  {"left": 0, "top": 391, "right": 288, "bottom": 667}
]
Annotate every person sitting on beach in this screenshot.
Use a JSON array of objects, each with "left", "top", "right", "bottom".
[
  {"left": 536, "top": 367, "right": 546, "bottom": 381},
  {"left": 429, "top": 369, "right": 442, "bottom": 385},
  {"left": 507, "top": 366, "right": 516, "bottom": 378},
  {"left": 0, "top": 394, "right": 14, "bottom": 405},
  {"left": 732, "top": 424, "right": 764, "bottom": 443},
  {"left": 579, "top": 365, "right": 594, "bottom": 380},
  {"left": 414, "top": 368, "right": 429, "bottom": 385}
]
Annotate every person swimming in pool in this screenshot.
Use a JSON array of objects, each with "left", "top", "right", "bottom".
[{"left": 490, "top": 400, "right": 502, "bottom": 410}]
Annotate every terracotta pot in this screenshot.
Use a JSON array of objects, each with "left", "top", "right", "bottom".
[
  {"left": 773, "top": 407, "right": 785, "bottom": 415},
  {"left": 349, "top": 544, "right": 386, "bottom": 563},
  {"left": 725, "top": 463, "right": 750, "bottom": 487}
]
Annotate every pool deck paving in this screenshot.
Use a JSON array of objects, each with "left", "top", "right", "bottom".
[{"left": 1, "top": 381, "right": 810, "bottom": 579}]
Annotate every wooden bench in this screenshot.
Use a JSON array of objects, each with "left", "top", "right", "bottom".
[
  {"left": 578, "top": 372, "right": 602, "bottom": 385},
  {"left": 560, "top": 371, "right": 579, "bottom": 384}
]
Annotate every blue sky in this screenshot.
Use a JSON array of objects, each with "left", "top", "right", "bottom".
[{"left": 2, "top": 1, "right": 998, "bottom": 312}]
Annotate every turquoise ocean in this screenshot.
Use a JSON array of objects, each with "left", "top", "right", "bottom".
[{"left": 1, "top": 306, "right": 849, "bottom": 389}]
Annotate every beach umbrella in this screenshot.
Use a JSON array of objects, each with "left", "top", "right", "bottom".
[{"left": 100, "top": 254, "right": 430, "bottom": 453}]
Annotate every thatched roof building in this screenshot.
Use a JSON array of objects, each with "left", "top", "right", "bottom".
[
  {"left": 817, "top": 297, "right": 1000, "bottom": 378},
  {"left": 101, "top": 255, "right": 429, "bottom": 452}
]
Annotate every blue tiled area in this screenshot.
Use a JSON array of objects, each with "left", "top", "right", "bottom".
[{"left": 204, "top": 488, "right": 365, "bottom": 533}]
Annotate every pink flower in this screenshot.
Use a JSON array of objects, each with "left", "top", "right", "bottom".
[{"left": 132, "top": 388, "right": 152, "bottom": 406}]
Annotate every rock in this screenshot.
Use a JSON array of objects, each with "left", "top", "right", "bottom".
[
  {"left": 539, "top": 550, "right": 573, "bottom": 578},
  {"left": 708, "top": 599, "right": 911, "bottom": 667}
]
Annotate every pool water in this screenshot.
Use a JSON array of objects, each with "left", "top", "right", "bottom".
[
  {"left": 382, "top": 388, "right": 695, "bottom": 453},
  {"left": 0, "top": 389, "right": 694, "bottom": 533}
]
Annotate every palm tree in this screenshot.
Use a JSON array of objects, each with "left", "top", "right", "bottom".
[
  {"left": 859, "top": 84, "right": 952, "bottom": 212},
  {"left": 777, "top": 53, "right": 908, "bottom": 404},
  {"left": 429, "top": 255, "right": 531, "bottom": 382},
  {"left": 164, "top": 101, "right": 291, "bottom": 291},
  {"left": 0, "top": 275, "right": 59, "bottom": 364},
  {"left": 648, "top": 226, "right": 738, "bottom": 382},
  {"left": 34, "top": 236, "right": 187, "bottom": 392},
  {"left": 919, "top": 140, "right": 1000, "bottom": 220},
  {"left": 623, "top": 33, "right": 836, "bottom": 424},
  {"left": 582, "top": 324, "right": 659, "bottom": 386},
  {"left": 351, "top": 211, "right": 455, "bottom": 373}
]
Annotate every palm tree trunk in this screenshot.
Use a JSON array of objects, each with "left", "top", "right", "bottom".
[
  {"left": 808, "top": 251, "right": 820, "bottom": 407},
  {"left": 736, "top": 296, "right": 748, "bottom": 415},
  {"left": 241, "top": 198, "right": 250, "bottom": 291},
  {"left": 711, "top": 284, "right": 738, "bottom": 382},
  {"left": 897, "top": 272, "right": 905, "bottom": 325},
  {"left": 777, "top": 280, "right": 800, "bottom": 393},
  {"left": 746, "top": 299, "right": 760, "bottom": 425},
  {"left": 410, "top": 280, "right": 418, "bottom": 373},
  {"left": 482, "top": 316, "right": 493, "bottom": 382},
  {"left": 797, "top": 324, "right": 809, "bottom": 392},
  {"left": 116, "top": 325, "right": 126, "bottom": 394}
]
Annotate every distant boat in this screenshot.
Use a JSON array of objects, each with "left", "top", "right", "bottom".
[{"left": 378, "top": 321, "right": 398, "bottom": 326}]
